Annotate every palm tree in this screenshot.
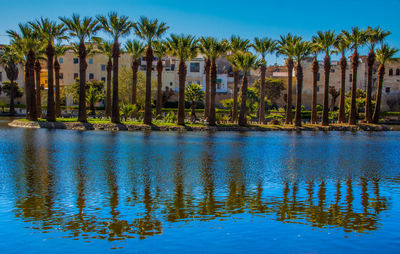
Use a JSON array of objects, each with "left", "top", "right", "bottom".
[
  {"left": 185, "top": 82, "right": 204, "bottom": 122},
  {"left": 333, "top": 34, "right": 350, "bottom": 123},
  {"left": 60, "top": 14, "right": 100, "bottom": 122},
  {"left": 227, "top": 35, "right": 251, "bottom": 123},
  {"left": 153, "top": 40, "right": 167, "bottom": 116},
  {"left": 253, "top": 37, "right": 277, "bottom": 124},
  {"left": 30, "top": 18, "right": 67, "bottom": 122},
  {"left": 94, "top": 38, "right": 113, "bottom": 117},
  {"left": 342, "top": 27, "right": 367, "bottom": 125},
  {"left": 54, "top": 44, "right": 69, "bottom": 117},
  {"left": 278, "top": 34, "right": 301, "bottom": 125},
  {"left": 310, "top": 41, "right": 321, "bottom": 124},
  {"left": 233, "top": 52, "right": 259, "bottom": 126},
  {"left": 0, "top": 46, "right": 22, "bottom": 115},
  {"left": 293, "top": 40, "right": 312, "bottom": 127},
  {"left": 97, "top": 12, "right": 132, "bottom": 123},
  {"left": 166, "top": 34, "right": 198, "bottom": 125},
  {"left": 199, "top": 37, "right": 213, "bottom": 121},
  {"left": 364, "top": 27, "right": 391, "bottom": 123},
  {"left": 372, "top": 45, "right": 399, "bottom": 123},
  {"left": 133, "top": 16, "right": 169, "bottom": 125},
  {"left": 313, "top": 30, "right": 336, "bottom": 126},
  {"left": 208, "top": 39, "right": 229, "bottom": 126},
  {"left": 7, "top": 23, "right": 42, "bottom": 120},
  {"left": 124, "top": 40, "right": 145, "bottom": 105}
]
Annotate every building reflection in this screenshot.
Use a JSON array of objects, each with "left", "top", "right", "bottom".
[{"left": 13, "top": 132, "right": 391, "bottom": 241}]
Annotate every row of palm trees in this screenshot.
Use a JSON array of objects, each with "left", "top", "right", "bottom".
[{"left": 1, "top": 13, "right": 398, "bottom": 127}]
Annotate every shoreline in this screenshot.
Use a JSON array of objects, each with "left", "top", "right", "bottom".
[{"left": 8, "top": 119, "right": 392, "bottom": 132}]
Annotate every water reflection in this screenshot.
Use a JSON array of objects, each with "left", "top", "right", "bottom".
[{"left": 6, "top": 130, "right": 394, "bottom": 243}]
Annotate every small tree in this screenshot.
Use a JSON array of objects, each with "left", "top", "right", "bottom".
[
  {"left": 185, "top": 83, "right": 204, "bottom": 122},
  {"left": 86, "top": 86, "right": 104, "bottom": 116},
  {"left": 1, "top": 81, "right": 24, "bottom": 99},
  {"left": 386, "top": 94, "right": 398, "bottom": 111},
  {"left": 265, "top": 78, "right": 285, "bottom": 105}
]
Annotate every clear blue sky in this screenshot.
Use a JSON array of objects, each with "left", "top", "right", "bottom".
[{"left": 1, "top": 0, "right": 399, "bottom": 64}]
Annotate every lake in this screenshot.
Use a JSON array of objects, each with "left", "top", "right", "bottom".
[{"left": 0, "top": 117, "right": 400, "bottom": 253}]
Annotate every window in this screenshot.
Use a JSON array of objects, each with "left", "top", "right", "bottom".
[
  {"left": 389, "top": 69, "right": 393, "bottom": 76},
  {"left": 89, "top": 58, "right": 93, "bottom": 64},
  {"left": 74, "top": 73, "right": 78, "bottom": 80},
  {"left": 396, "top": 69, "right": 400, "bottom": 76},
  {"left": 330, "top": 69, "right": 335, "bottom": 73},
  {"left": 59, "top": 73, "right": 63, "bottom": 79},
  {"left": 317, "top": 73, "right": 320, "bottom": 81},
  {"left": 170, "top": 82, "right": 173, "bottom": 86},
  {"left": 190, "top": 62, "right": 200, "bottom": 72},
  {"left": 59, "top": 58, "right": 63, "bottom": 64},
  {"left": 349, "top": 74, "right": 352, "bottom": 83},
  {"left": 317, "top": 86, "right": 320, "bottom": 92},
  {"left": 73, "top": 58, "right": 78, "bottom": 64},
  {"left": 101, "top": 64, "right": 106, "bottom": 71},
  {"left": 101, "top": 77, "right": 106, "bottom": 82},
  {"left": 89, "top": 73, "right": 94, "bottom": 80},
  {"left": 0, "top": 72, "right": 2, "bottom": 81},
  {"left": 386, "top": 87, "right": 391, "bottom": 93}
]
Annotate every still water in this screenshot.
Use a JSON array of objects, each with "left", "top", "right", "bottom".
[{"left": 0, "top": 117, "right": 400, "bottom": 253}]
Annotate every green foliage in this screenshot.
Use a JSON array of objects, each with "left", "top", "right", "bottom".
[
  {"left": 164, "top": 111, "right": 177, "bottom": 123},
  {"left": 316, "top": 104, "right": 323, "bottom": 111},
  {"left": 185, "top": 83, "right": 204, "bottom": 102},
  {"left": 221, "top": 99, "right": 233, "bottom": 109},
  {"left": 344, "top": 88, "right": 375, "bottom": 116},
  {"left": 118, "top": 67, "right": 154, "bottom": 107},
  {"left": 65, "top": 79, "right": 105, "bottom": 104},
  {"left": 86, "top": 86, "right": 105, "bottom": 112},
  {"left": 265, "top": 78, "right": 285, "bottom": 103},
  {"left": 1, "top": 81, "right": 23, "bottom": 98},
  {"left": 120, "top": 103, "right": 139, "bottom": 121}
]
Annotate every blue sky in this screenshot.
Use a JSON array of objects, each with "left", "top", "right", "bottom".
[{"left": 1, "top": 0, "right": 399, "bottom": 64}]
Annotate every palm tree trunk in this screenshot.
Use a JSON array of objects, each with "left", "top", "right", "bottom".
[
  {"left": 365, "top": 50, "right": 375, "bottom": 123},
  {"left": 295, "top": 64, "right": 303, "bottom": 127},
  {"left": 25, "top": 61, "right": 31, "bottom": 119},
  {"left": 204, "top": 59, "right": 210, "bottom": 120},
  {"left": 322, "top": 54, "right": 331, "bottom": 126},
  {"left": 46, "top": 42, "right": 56, "bottom": 122},
  {"left": 285, "top": 59, "right": 294, "bottom": 124},
  {"left": 191, "top": 101, "right": 197, "bottom": 122},
  {"left": 232, "top": 70, "right": 239, "bottom": 123},
  {"left": 28, "top": 49, "right": 37, "bottom": 121},
  {"left": 177, "top": 60, "right": 186, "bottom": 125},
  {"left": 35, "top": 60, "right": 41, "bottom": 117},
  {"left": 349, "top": 50, "right": 359, "bottom": 125},
  {"left": 156, "top": 59, "right": 163, "bottom": 115},
  {"left": 208, "top": 60, "right": 217, "bottom": 126},
  {"left": 338, "top": 56, "right": 347, "bottom": 123},
  {"left": 372, "top": 64, "right": 385, "bottom": 123},
  {"left": 78, "top": 42, "right": 87, "bottom": 122},
  {"left": 258, "top": 64, "right": 266, "bottom": 124},
  {"left": 143, "top": 45, "right": 153, "bottom": 125},
  {"left": 131, "top": 59, "right": 139, "bottom": 105},
  {"left": 9, "top": 78, "right": 15, "bottom": 115},
  {"left": 54, "top": 58, "right": 61, "bottom": 118},
  {"left": 311, "top": 58, "right": 319, "bottom": 124},
  {"left": 105, "top": 58, "right": 112, "bottom": 117},
  {"left": 111, "top": 42, "right": 120, "bottom": 123},
  {"left": 238, "top": 74, "right": 248, "bottom": 126}
]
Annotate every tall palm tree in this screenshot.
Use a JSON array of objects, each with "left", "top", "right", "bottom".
[
  {"left": 293, "top": 40, "right": 312, "bottom": 127},
  {"left": 30, "top": 18, "right": 67, "bottom": 122},
  {"left": 54, "top": 44, "right": 69, "bottom": 117},
  {"left": 0, "top": 46, "right": 22, "bottom": 116},
  {"left": 333, "top": 34, "right": 350, "bottom": 123},
  {"left": 364, "top": 27, "right": 391, "bottom": 123},
  {"left": 7, "top": 23, "right": 42, "bottom": 120},
  {"left": 233, "top": 52, "right": 259, "bottom": 126},
  {"left": 152, "top": 40, "right": 167, "bottom": 116},
  {"left": 208, "top": 39, "right": 228, "bottom": 126},
  {"left": 253, "top": 37, "right": 277, "bottom": 124},
  {"left": 133, "top": 16, "right": 169, "bottom": 125},
  {"left": 97, "top": 12, "right": 132, "bottom": 123},
  {"left": 310, "top": 41, "right": 321, "bottom": 124},
  {"left": 124, "top": 40, "right": 145, "bottom": 105},
  {"left": 94, "top": 38, "right": 113, "bottom": 117},
  {"left": 342, "top": 27, "right": 367, "bottom": 125},
  {"left": 278, "top": 34, "right": 301, "bottom": 125},
  {"left": 60, "top": 14, "right": 100, "bottom": 122},
  {"left": 199, "top": 37, "right": 213, "bottom": 121},
  {"left": 372, "top": 45, "right": 399, "bottom": 123},
  {"left": 313, "top": 30, "right": 336, "bottom": 126},
  {"left": 166, "top": 34, "right": 198, "bottom": 125}
]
